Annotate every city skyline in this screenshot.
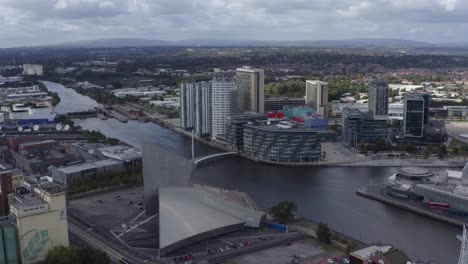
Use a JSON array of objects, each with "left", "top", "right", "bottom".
[{"left": 3, "top": 0, "right": 468, "bottom": 48}]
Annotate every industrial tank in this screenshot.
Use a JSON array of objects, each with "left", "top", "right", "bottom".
[
  {"left": 3, "top": 225, "right": 18, "bottom": 264},
  {"left": 0, "top": 227, "right": 6, "bottom": 264}
]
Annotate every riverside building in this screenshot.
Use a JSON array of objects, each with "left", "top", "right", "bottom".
[
  {"left": 243, "top": 120, "right": 321, "bottom": 163},
  {"left": 368, "top": 80, "right": 389, "bottom": 120},
  {"left": 236, "top": 66, "right": 265, "bottom": 113},
  {"left": 211, "top": 75, "right": 236, "bottom": 139},
  {"left": 305, "top": 80, "right": 329, "bottom": 117}
]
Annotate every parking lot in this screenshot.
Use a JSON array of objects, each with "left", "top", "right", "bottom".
[
  {"left": 165, "top": 227, "right": 302, "bottom": 262},
  {"left": 230, "top": 239, "right": 325, "bottom": 264},
  {"left": 68, "top": 186, "right": 159, "bottom": 249}
]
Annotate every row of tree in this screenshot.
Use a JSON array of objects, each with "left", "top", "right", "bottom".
[
  {"left": 68, "top": 171, "right": 143, "bottom": 196},
  {"left": 42, "top": 245, "right": 109, "bottom": 264},
  {"left": 268, "top": 201, "right": 357, "bottom": 255}
]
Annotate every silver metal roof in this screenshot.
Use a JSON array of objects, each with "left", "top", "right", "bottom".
[{"left": 159, "top": 186, "right": 264, "bottom": 253}]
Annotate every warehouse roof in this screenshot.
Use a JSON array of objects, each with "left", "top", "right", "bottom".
[{"left": 54, "top": 159, "right": 122, "bottom": 174}]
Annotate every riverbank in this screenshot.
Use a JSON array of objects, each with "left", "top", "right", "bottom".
[
  {"left": 150, "top": 115, "right": 466, "bottom": 168},
  {"left": 40, "top": 80, "right": 461, "bottom": 263},
  {"left": 357, "top": 184, "right": 468, "bottom": 227}
]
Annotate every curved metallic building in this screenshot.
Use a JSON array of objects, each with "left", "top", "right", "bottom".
[
  {"left": 158, "top": 186, "right": 265, "bottom": 256},
  {"left": 243, "top": 123, "right": 321, "bottom": 163}
]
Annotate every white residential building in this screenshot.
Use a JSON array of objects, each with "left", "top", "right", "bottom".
[
  {"left": 236, "top": 66, "right": 264, "bottom": 113},
  {"left": 368, "top": 80, "right": 389, "bottom": 120},
  {"left": 211, "top": 75, "right": 236, "bottom": 139},
  {"left": 22, "top": 64, "right": 43, "bottom": 76},
  {"left": 181, "top": 82, "right": 212, "bottom": 136},
  {"left": 305, "top": 80, "right": 329, "bottom": 117}
]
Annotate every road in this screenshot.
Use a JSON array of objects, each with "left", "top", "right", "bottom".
[{"left": 68, "top": 216, "right": 152, "bottom": 264}]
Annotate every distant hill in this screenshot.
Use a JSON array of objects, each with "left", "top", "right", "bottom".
[
  {"left": 52, "top": 38, "right": 171, "bottom": 48},
  {"left": 23, "top": 37, "right": 461, "bottom": 49},
  {"left": 282, "top": 38, "right": 435, "bottom": 47}
]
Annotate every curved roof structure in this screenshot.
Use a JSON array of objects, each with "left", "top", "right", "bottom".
[{"left": 159, "top": 186, "right": 264, "bottom": 255}]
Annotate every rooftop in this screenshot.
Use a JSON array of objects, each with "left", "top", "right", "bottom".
[
  {"left": 53, "top": 159, "right": 122, "bottom": 174},
  {"left": 244, "top": 120, "right": 318, "bottom": 133},
  {"left": 352, "top": 244, "right": 393, "bottom": 260},
  {"left": 24, "top": 176, "right": 66, "bottom": 195},
  {"left": 397, "top": 167, "right": 433, "bottom": 177},
  {"left": 97, "top": 145, "right": 142, "bottom": 161},
  {"left": 159, "top": 186, "right": 265, "bottom": 255}
]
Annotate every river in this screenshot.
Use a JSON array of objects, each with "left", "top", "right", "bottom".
[{"left": 43, "top": 81, "right": 460, "bottom": 263}]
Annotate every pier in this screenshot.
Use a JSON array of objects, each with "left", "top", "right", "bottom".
[{"left": 64, "top": 110, "right": 97, "bottom": 118}]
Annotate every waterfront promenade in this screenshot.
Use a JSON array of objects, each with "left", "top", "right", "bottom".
[
  {"left": 357, "top": 184, "right": 468, "bottom": 227},
  {"left": 43, "top": 81, "right": 462, "bottom": 263}
]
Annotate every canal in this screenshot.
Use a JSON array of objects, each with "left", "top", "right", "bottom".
[{"left": 43, "top": 81, "right": 460, "bottom": 263}]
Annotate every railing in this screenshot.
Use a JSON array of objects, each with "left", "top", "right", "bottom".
[{"left": 193, "top": 152, "right": 239, "bottom": 167}]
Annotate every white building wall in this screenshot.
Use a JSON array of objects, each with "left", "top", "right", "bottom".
[
  {"left": 22, "top": 64, "right": 43, "bottom": 76},
  {"left": 305, "top": 80, "right": 328, "bottom": 117},
  {"left": 14, "top": 193, "right": 68, "bottom": 264},
  {"left": 211, "top": 76, "right": 236, "bottom": 139}
]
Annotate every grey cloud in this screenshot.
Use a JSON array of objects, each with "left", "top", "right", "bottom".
[{"left": 1, "top": 0, "right": 468, "bottom": 47}]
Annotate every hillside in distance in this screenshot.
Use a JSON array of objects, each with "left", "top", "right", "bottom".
[{"left": 49, "top": 37, "right": 439, "bottom": 48}]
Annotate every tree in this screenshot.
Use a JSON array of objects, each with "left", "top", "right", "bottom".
[
  {"left": 453, "top": 147, "right": 460, "bottom": 157},
  {"left": 346, "top": 242, "right": 356, "bottom": 255},
  {"left": 43, "top": 245, "right": 109, "bottom": 264},
  {"left": 438, "top": 145, "right": 447, "bottom": 159},
  {"left": 423, "top": 148, "right": 430, "bottom": 159},
  {"left": 316, "top": 222, "right": 331, "bottom": 245},
  {"left": 405, "top": 144, "right": 417, "bottom": 154},
  {"left": 268, "top": 200, "right": 297, "bottom": 224}
]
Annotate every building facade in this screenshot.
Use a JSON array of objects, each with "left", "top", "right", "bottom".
[
  {"left": 342, "top": 108, "right": 388, "bottom": 148},
  {"left": 22, "top": 64, "right": 43, "bottom": 76},
  {"left": 180, "top": 82, "right": 197, "bottom": 130},
  {"left": 225, "top": 113, "right": 268, "bottom": 151},
  {"left": 0, "top": 169, "right": 12, "bottom": 216},
  {"left": 368, "top": 80, "right": 389, "bottom": 120},
  {"left": 305, "top": 80, "right": 328, "bottom": 117},
  {"left": 403, "top": 94, "right": 425, "bottom": 138},
  {"left": 195, "top": 83, "right": 211, "bottom": 136},
  {"left": 243, "top": 121, "right": 321, "bottom": 163},
  {"left": 236, "top": 67, "right": 265, "bottom": 113},
  {"left": 49, "top": 159, "right": 125, "bottom": 186},
  {"left": 211, "top": 75, "right": 236, "bottom": 139},
  {"left": 180, "top": 82, "right": 212, "bottom": 136},
  {"left": 10, "top": 177, "right": 69, "bottom": 264},
  {"left": 264, "top": 96, "right": 305, "bottom": 112}
]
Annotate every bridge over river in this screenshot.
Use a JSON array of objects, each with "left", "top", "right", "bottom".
[{"left": 193, "top": 152, "right": 239, "bottom": 167}]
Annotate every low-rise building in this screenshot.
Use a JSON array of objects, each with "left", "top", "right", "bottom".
[
  {"left": 225, "top": 113, "right": 268, "bottom": 151},
  {"left": 264, "top": 96, "right": 305, "bottom": 111},
  {"left": 95, "top": 145, "right": 142, "bottom": 172},
  {"left": 22, "top": 64, "right": 43, "bottom": 76},
  {"left": 341, "top": 108, "right": 388, "bottom": 148},
  {"left": 11, "top": 140, "right": 81, "bottom": 174},
  {"left": 49, "top": 159, "right": 125, "bottom": 185},
  {"left": 350, "top": 244, "right": 411, "bottom": 264},
  {"left": 112, "top": 87, "right": 167, "bottom": 98}
]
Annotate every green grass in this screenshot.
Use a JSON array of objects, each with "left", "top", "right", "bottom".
[
  {"left": 449, "top": 138, "right": 468, "bottom": 150},
  {"left": 322, "top": 244, "right": 335, "bottom": 251}
]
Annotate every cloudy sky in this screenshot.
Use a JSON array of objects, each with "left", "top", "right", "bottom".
[{"left": 0, "top": 0, "right": 467, "bottom": 48}]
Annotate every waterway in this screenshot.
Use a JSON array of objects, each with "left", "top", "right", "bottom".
[{"left": 43, "top": 81, "right": 460, "bottom": 263}]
